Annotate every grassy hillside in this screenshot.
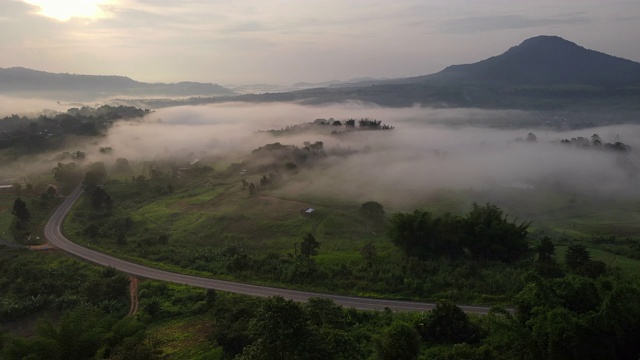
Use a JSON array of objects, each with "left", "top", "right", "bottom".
[{"left": 56, "top": 151, "right": 640, "bottom": 305}]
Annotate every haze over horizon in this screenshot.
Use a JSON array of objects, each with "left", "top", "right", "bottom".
[{"left": 2, "top": 0, "right": 639, "bottom": 85}]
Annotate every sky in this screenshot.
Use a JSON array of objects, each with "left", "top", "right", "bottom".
[{"left": 1, "top": 0, "right": 639, "bottom": 85}]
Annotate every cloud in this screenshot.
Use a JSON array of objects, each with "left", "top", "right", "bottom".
[
  {"left": 4, "top": 101, "right": 640, "bottom": 221},
  {"left": 2, "top": 0, "right": 639, "bottom": 84},
  {"left": 0, "top": 95, "right": 67, "bottom": 117},
  {"left": 441, "top": 14, "right": 593, "bottom": 34}
]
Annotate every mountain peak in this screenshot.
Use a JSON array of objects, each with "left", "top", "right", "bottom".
[
  {"left": 435, "top": 35, "right": 640, "bottom": 87},
  {"left": 518, "top": 35, "right": 576, "bottom": 47}
]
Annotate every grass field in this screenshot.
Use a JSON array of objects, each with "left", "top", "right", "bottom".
[
  {"left": 148, "top": 317, "right": 222, "bottom": 359},
  {"left": 556, "top": 245, "right": 640, "bottom": 276},
  {"left": 466, "top": 184, "right": 640, "bottom": 238}
]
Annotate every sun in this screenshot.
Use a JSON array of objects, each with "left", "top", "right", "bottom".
[{"left": 22, "top": 0, "right": 115, "bottom": 21}]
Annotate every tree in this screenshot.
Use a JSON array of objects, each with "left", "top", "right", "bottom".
[
  {"left": 599, "top": 286, "right": 640, "bottom": 359},
  {"left": 360, "top": 241, "right": 377, "bottom": 265},
  {"left": 12, "top": 198, "right": 30, "bottom": 228},
  {"left": 461, "top": 203, "right": 530, "bottom": 263},
  {"left": 82, "top": 170, "right": 100, "bottom": 193},
  {"left": 300, "top": 233, "right": 320, "bottom": 260},
  {"left": 91, "top": 186, "right": 112, "bottom": 212},
  {"left": 88, "top": 162, "right": 107, "bottom": 182},
  {"left": 306, "top": 298, "right": 345, "bottom": 329},
  {"left": 526, "top": 132, "right": 537, "bottom": 142},
  {"left": 52, "top": 162, "right": 82, "bottom": 189},
  {"left": 46, "top": 186, "right": 57, "bottom": 197},
  {"left": 388, "top": 210, "right": 463, "bottom": 259},
  {"left": 260, "top": 175, "right": 270, "bottom": 186},
  {"left": 577, "top": 260, "right": 606, "bottom": 279},
  {"left": 114, "top": 157, "right": 131, "bottom": 173},
  {"left": 565, "top": 244, "right": 590, "bottom": 270},
  {"left": 237, "top": 297, "right": 315, "bottom": 360},
  {"left": 72, "top": 150, "right": 86, "bottom": 160},
  {"left": 537, "top": 236, "right": 555, "bottom": 262},
  {"left": 417, "top": 300, "right": 482, "bottom": 344},
  {"left": 375, "top": 321, "right": 421, "bottom": 360},
  {"left": 528, "top": 307, "right": 585, "bottom": 359},
  {"left": 360, "top": 201, "right": 385, "bottom": 221}
]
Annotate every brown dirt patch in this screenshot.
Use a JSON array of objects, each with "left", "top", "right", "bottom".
[{"left": 127, "top": 277, "right": 139, "bottom": 316}]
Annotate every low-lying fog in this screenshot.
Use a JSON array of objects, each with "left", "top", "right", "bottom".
[{"left": 4, "top": 101, "right": 640, "bottom": 211}]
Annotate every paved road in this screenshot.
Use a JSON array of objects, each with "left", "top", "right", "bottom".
[{"left": 44, "top": 187, "right": 496, "bottom": 313}]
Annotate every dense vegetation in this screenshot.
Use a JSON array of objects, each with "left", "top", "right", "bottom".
[
  {"left": 389, "top": 204, "right": 529, "bottom": 263},
  {"left": 0, "top": 105, "right": 149, "bottom": 153},
  {"left": 61, "top": 157, "right": 541, "bottom": 304},
  {"left": 0, "top": 185, "right": 60, "bottom": 245},
  {"left": 49, "top": 142, "right": 640, "bottom": 309},
  {"left": 3, "top": 103, "right": 640, "bottom": 358},
  {"left": 2, "top": 246, "right": 640, "bottom": 359}
]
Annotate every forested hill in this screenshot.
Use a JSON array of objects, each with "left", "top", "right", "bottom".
[{"left": 0, "top": 67, "right": 237, "bottom": 100}]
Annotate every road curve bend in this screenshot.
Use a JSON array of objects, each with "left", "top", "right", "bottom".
[{"left": 44, "top": 187, "right": 495, "bottom": 313}]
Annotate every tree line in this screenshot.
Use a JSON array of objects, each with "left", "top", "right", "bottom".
[
  {"left": 0, "top": 105, "right": 149, "bottom": 152},
  {"left": 389, "top": 203, "right": 530, "bottom": 263}
]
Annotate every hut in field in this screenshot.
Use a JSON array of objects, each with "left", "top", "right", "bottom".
[{"left": 0, "top": 185, "right": 14, "bottom": 194}]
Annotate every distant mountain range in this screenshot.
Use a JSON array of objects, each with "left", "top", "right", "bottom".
[
  {"left": 0, "top": 67, "right": 236, "bottom": 100},
  {"left": 3, "top": 35, "right": 640, "bottom": 110},
  {"left": 226, "top": 77, "right": 388, "bottom": 94},
  {"left": 129, "top": 36, "right": 640, "bottom": 111},
  {"left": 336, "top": 35, "right": 640, "bottom": 88}
]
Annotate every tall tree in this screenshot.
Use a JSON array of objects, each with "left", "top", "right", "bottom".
[
  {"left": 537, "top": 236, "right": 555, "bottom": 262},
  {"left": 237, "top": 297, "right": 315, "bottom": 360},
  {"left": 360, "top": 201, "right": 385, "bottom": 221},
  {"left": 565, "top": 244, "right": 591, "bottom": 270},
  {"left": 461, "top": 203, "right": 530, "bottom": 263},
  {"left": 82, "top": 171, "right": 100, "bottom": 193},
  {"left": 300, "top": 233, "right": 320, "bottom": 260},
  {"left": 375, "top": 321, "right": 421, "bottom": 360},
  {"left": 360, "top": 241, "right": 378, "bottom": 265},
  {"left": 388, "top": 210, "right": 463, "bottom": 259},
  {"left": 12, "top": 198, "right": 30, "bottom": 228},
  {"left": 417, "top": 300, "right": 482, "bottom": 344},
  {"left": 114, "top": 157, "right": 131, "bottom": 173},
  {"left": 91, "top": 187, "right": 112, "bottom": 213}
]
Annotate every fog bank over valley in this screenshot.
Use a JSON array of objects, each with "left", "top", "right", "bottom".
[
  {"left": 3, "top": 102, "right": 639, "bottom": 215},
  {"left": 98, "top": 103, "right": 640, "bottom": 209},
  {"left": 0, "top": 95, "right": 70, "bottom": 117}
]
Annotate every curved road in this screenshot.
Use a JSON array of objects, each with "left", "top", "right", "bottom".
[{"left": 45, "top": 187, "right": 495, "bottom": 313}]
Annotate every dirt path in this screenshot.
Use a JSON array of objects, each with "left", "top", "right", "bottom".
[{"left": 127, "top": 277, "right": 139, "bottom": 317}]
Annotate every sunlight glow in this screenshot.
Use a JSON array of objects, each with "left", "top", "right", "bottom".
[{"left": 22, "top": 0, "right": 114, "bottom": 21}]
